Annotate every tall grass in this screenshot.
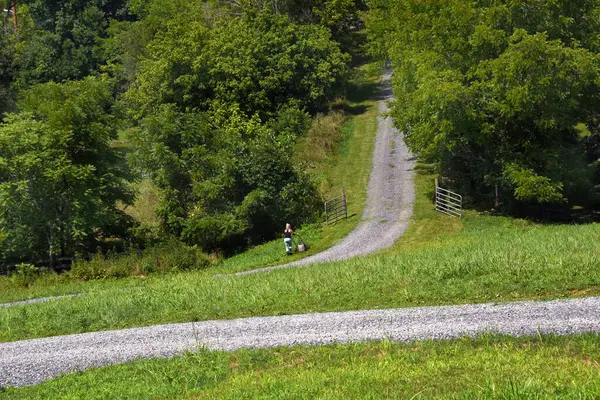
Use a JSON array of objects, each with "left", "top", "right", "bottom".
[
  {"left": 294, "top": 110, "right": 346, "bottom": 169},
  {"left": 0, "top": 241, "right": 211, "bottom": 304},
  {"left": 118, "top": 179, "right": 164, "bottom": 241},
  {"left": 69, "top": 241, "right": 211, "bottom": 280},
  {"left": 3, "top": 334, "right": 600, "bottom": 399}
]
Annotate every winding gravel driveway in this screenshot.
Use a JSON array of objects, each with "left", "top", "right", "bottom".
[
  {"left": 2, "top": 297, "right": 600, "bottom": 388},
  {"left": 3, "top": 71, "right": 598, "bottom": 390},
  {"left": 232, "top": 68, "right": 415, "bottom": 276},
  {"left": 0, "top": 68, "right": 411, "bottom": 311}
]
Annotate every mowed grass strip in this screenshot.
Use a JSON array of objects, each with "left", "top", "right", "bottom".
[
  {"left": 1, "top": 205, "right": 599, "bottom": 342},
  {"left": 3, "top": 334, "right": 600, "bottom": 399}
]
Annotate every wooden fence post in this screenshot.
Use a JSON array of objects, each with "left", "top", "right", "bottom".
[{"left": 495, "top": 184, "right": 500, "bottom": 208}]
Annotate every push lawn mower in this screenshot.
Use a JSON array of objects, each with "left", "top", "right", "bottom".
[{"left": 293, "top": 232, "right": 308, "bottom": 253}]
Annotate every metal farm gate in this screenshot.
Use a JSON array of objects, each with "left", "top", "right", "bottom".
[
  {"left": 324, "top": 189, "right": 347, "bottom": 224},
  {"left": 435, "top": 179, "right": 462, "bottom": 218}
]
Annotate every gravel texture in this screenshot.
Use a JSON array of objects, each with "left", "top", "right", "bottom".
[
  {"left": 2, "top": 296, "right": 600, "bottom": 388},
  {"left": 233, "top": 68, "right": 415, "bottom": 276},
  {"left": 0, "top": 294, "right": 84, "bottom": 309}
]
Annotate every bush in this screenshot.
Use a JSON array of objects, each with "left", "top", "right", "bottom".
[
  {"left": 9, "top": 263, "right": 43, "bottom": 288},
  {"left": 69, "top": 241, "right": 211, "bottom": 280}
]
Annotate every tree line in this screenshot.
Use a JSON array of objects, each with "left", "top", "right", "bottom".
[
  {"left": 0, "top": 0, "right": 364, "bottom": 265},
  {"left": 367, "top": 0, "right": 600, "bottom": 211}
]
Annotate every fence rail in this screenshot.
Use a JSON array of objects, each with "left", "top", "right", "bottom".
[
  {"left": 435, "top": 184, "right": 462, "bottom": 218},
  {"left": 325, "top": 190, "right": 347, "bottom": 225}
]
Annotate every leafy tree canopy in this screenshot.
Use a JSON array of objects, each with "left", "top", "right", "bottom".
[
  {"left": 126, "top": 10, "right": 349, "bottom": 120},
  {"left": 368, "top": 0, "right": 600, "bottom": 207},
  {"left": 0, "top": 76, "right": 131, "bottom": 263},
  {"left": 1, "top": 0, "right": 360, "bottom": 261}
]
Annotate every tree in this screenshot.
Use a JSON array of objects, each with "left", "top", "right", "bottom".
[
  {"left": 11, "top": 0, "right": 131, "bottom": 89},
  {"left": 0, "top": 77, "right": 131, "bottom": 264},
  {"left": 126, "top": 10, "right": 349, "bottom": 120},
  {"left": 124, "top": 8, "right": 347, "bottom": 249},
  {"left": 201, "top": 11, "right": 349, "bottom": 117},
  {"left": 367, "top": 0, "right": 600, "bottom": 207},
  {"left": 0, "top": 8, "right": 16, "bottom": 117},
  {"left": 129, "top": 104, "right": 320, "bottom": 251},
  {"left": 218, "top": 0, "right": 366, "bottom": 34}
]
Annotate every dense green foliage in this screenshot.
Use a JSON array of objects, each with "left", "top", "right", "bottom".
[
  {"left": 125, "top": 10, "right": 348, "bottom": 250},
  {"left": 0, "top": 0, "right": 356, "bottom": 263},
  {"left": 367, "top": 0, "right": 600, "bottom": 208},
  {"left": 0, "top": 5, "right": 16, "bottom": 116},
  {"left": 0, "top": 77, "right": 130, "bottom": 263},
  {"left": 11, "top": 0, "right": 129, "bottom": 88},
  {"left": 217, "top": 0, "right": 364, "bottom": 34},
  {"left": 9, "top": 0, "right": 600, "bottom": 265}
]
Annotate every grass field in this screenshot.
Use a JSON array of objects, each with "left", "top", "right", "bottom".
[
  {"left": 3, "top": 334, "right": 600, "bottom": 399},
  {"left": 1, "top": 41, "right": 600, "bottom": 400},
  {"left": 1, "top": 164, "right": 599, "bottom": 342}
]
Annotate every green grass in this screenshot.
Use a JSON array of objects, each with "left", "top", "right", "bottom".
[
  {"left": 215, "top": 224, "right": 323, "bottom": 274},
  {"left": 382, "top": 164, "right": 464, "bottom": 254},
  {"left": 1, "top": 60, "right": 599, "bottom": 345},
  {"left": 0, "top": 165, "right": 443, "bottom": 303},
  {"left": 3, "top": 334, "right": 600, "bottom": 399},
  {"left": 119, "top": 178, "right": 163, "bottom": 239},
  {"left": 1, "top": 168, "right": 599, "bottom": 342},
  {"left": 0, "top": 275, "right": 144, "bottom": 304}
]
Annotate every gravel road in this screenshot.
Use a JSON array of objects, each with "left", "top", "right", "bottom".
[
  {"left": 2, "top": 296, "right": 600, "bottom": 388},
  {"left": 233, "top": 68, "right": 415, "bottom": 276},
  {"left": 4, "top": 72, "right": 597, "bottom": 390},
  {"left": 0, "top": 294, "right": 84, "bottom": 309}
]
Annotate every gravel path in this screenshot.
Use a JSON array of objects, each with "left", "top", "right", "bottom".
[
  {"left": 0, "top": 294, "right": 84, "bottom": 309},
  {"left": 2, "top": 296, "right": 600, "bottom": 388},
  {"left": 4, "top": 72, "right": 597, "bottom": 390},
  {"left": 233, "top": 68, "right": 415, "bottom": 276}
]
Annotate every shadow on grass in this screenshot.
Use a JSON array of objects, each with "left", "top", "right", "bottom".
[
  {"left": 332, "top": 102, "right": 369, "bottom": 116},
  {"left": 465, "top": 200, "right": 600, "bottom": 226},
  {"left": 347, "top": 79, "right": 380, "bottom": 105},
  {"left": 514, "top": 205, "right": 600, "bottom": 225}
]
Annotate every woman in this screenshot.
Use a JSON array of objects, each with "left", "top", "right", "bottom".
[{"left": 283, "top": 223, "right": 294, "bottom": 255}]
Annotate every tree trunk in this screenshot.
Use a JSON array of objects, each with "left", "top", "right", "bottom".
[{"left": 11, "top": 2, "right": 16, "bottom": 31}]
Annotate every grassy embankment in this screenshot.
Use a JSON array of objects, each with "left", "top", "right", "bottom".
[
  {"left": 3, "top": 334, "right": 600, "bottom": 399},
  {"left": 2, "top": 55, "right": 600, "bottom": 398},
  {"left": 1, "top": 162, "right": 599, "bottom": 342}
]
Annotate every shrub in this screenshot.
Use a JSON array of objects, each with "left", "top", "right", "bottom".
[
  {"left": 69, "top": 241, "right": 211, "bottom": 280},
  {"left": 9, "top": 263, "right": 42, "bottom": 288}
]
